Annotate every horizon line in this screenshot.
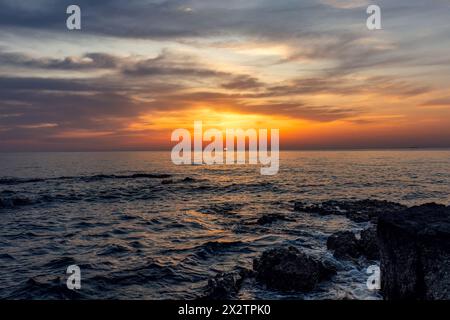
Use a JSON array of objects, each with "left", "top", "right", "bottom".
[{"left": 1, "top": 146, "right": 450, "bottom": 153}]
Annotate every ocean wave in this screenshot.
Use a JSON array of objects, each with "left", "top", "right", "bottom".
[
  {"left": 5, "top": 275, "right": 83, "bottom": 300},
  {"left": 199, "top": 203, "right": 243, "bottom": 215},
  {"left": 0, "top": 196, "right": 35, "bottom": 208},
  {"left": 222, "top": 181, "right": 281, "bottom": 193},
  {"left": 0, "top": 173, "right": 172, "bottom": 186},
  {"left": 97, "top": 244, "right": 133, "bottom": 256},
  {"left": 191, "top": 240, "right": 251, "bottom": 259},
  {"left": 42, "top": 257, "right": 77, "bottom": 269},
  {"left": 90, "top": 260, "right": 186, "bottom": 286},
  {"left": 0, "top": 253, "right": 15, "bottom": 261}
]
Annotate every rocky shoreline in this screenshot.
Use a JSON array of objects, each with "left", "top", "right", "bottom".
[{"left": 202, "top": 200, "right": 450, "bottom": 300}]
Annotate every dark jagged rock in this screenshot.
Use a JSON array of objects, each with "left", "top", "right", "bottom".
[
  {"left": 359, "top": 225, "right": 379, "bottom": 260},
  {"left": 202, "top": 268, "right": 252, "bottom": 300},
  {"left": 253, "top": 246, "right": 336, "bottom": 292},
  {"left": 327, "top": 231, "right": 361, "bottom": 259},
  {"left": 378, "top": 203, "right": 450, "bottom": 300},
  {"left": 326, "top": 226, "right": 380, "bottom": 260},
  {"left": 294, "top": 199, "right": 406, "bottom": 223},
  {"left": 256, "top": 214, "right": 293, "bottom": 225}
]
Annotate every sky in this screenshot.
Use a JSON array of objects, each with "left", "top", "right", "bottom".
[{"left": 0, "top": 0, "right": 450, "bottom": 151}]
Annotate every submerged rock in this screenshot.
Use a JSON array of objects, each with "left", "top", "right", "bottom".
[
  {"left": 294, "top": 199, "right": 406, "bottom": 222},
  {"left": 378, "top": 203, "right": 450, "bottom": 300},
  {"left": 253, "top": 246, "right": 336, "bottom": 292},
  {"left": 256, "top": 213, "right": 293, "bottom": 225},
  {"left": 202, "top": 268, "right": 252, "bottom": 300},
  {"left": 327, "top": 231, "right": 361, "bottom": 259}
]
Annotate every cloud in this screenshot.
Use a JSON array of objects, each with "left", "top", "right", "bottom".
[
  {"left": 0, "top": 50, "right": 119, "bottom": 70},
  {"left": 221, "top": 75, "right": 264, "bottom": 90},
  {"left": 0, "top": 48, "right": 236, "bottom": 82},
  {"left": 421, "top": 97, "right": 450, "bottom": 107},
  {"left": 0, "top": 0, "right": 325, "bottom": 39},
  {"left": 0, "top": 0, "right": 449, "bottom": 150},
  {"left": 121, "top": 52, "right": 230, "bottom": 78},
  {"left": 319, "top": 0, "right": 369, "bottom": 9},
  {"left": 18, "top": 123, "right": 58, "bottom": 129},
  {"left": 256, "top": 75, "right": 430, "bottom": 98},
  {"left": 238, "top": 102, "right": 357, "bottom": 122}
]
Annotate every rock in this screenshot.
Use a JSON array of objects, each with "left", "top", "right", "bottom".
[
  {"left": 256, "top": 214, "right": 292, "bottom": 225},
  {"left": 294, "top": 199, "right": 406, "bottom": 223},
  {"left": 327, "top": 231, "right": 361, "bottom": 259},
  {"left": 202, "top": 269, "right": 251, "bottom": 300},
  {"left": 326, "top": 227, "right": 380, "bottom": 260},
  {"left": 378, "top": 203, "right": 450, "bottom": 300},
  {"left": 359, "top": 225, "right": 379, "bottom": 260},
  {"left": 253, "top": 246, "right": 336, "bottom": 292},
  {"left": 161, "top": 179, "right": 174, "bottom": 185},
  {"left": 294, "top": 200, "right": 345, "bottom": 216}
]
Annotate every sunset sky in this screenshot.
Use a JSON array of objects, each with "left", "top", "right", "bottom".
[{"left": 0, "top": 0, "right": 450, "bottom": 151}]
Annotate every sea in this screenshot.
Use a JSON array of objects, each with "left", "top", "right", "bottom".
[{"left": 0, "top": 150, "right": 449, "bottom": 299}]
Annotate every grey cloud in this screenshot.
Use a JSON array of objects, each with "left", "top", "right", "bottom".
[
  {"left": 0, "top": 0, "right": 326, "bottom": 39},
  {"left": 122, "top": 55, "right": 230, "bottom": 78},
  {"left": 0, "top": 49, "right": 237, "bottom": 81},
  {"left": 422, "top": 98, "right": 450, "bottom": 107},
  {"left": 0, "top": 50, "right": 119, "bottom": 70},
  {"left": 221, "top": 75, "right": 264, "bottom": 90},
  {"left": 253, "top": 75, "right": 430, "bottom": 98},
  {"left": 1, "top": 0, "right": 448, "bottom": 81}
]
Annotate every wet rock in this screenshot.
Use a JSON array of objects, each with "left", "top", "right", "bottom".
[
  {"left": 327, "top": 231, "right": 361, "bottom": 259},
  {"left": 326, "top": 227, "right": 380, "bottom": 260},
  {"left": 253, "top": 246, "right": 336, "bottom": 292},
  {"left": 202, "top": 268, "right": 252, "bottom": 300},
  {"left": 378, "top": 203, "right": 450, "bottom": 300},
  {"left": 294, "top": 201, "right": 344, "bottom": 216},
  {"left": 256, "top": 214, "right": 292, "bottom": 225},
  {"left": 359, "top": 225, "right": 379, "bottom": 260},
  {"left": 294, "top": 199, "right": 406, "bottom": 223}
]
